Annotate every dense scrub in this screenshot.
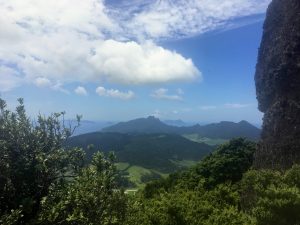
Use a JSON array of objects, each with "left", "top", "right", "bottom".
[
  {"left": 136, "top": 139, "right": 300, "bottom": 225},
  {"left": 1, "top": 99, "right": 300, "bottom": 225}
]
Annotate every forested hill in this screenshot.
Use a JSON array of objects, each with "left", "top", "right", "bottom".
[
  {"left": 102, "top": 116, "right": 176, "bottom": 134},
  {"left": 66, "top": 132, "right": 213, "bottom": 173},
  {"left": 102, "top": 116, "right": 261, "bottom": 140}
]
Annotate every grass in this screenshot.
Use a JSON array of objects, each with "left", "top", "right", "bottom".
[
  {"left": 127, "top": 165, "right": 151, "bottom": 187},
  {"left": 116, "top": 163, "right": 169, "bottom": 188},
  {"left": 116, "top": 162, "right": 130, "bottom": 171},
  {"left": 182, "top": 134, "right": 228, "bottom": 146},
  {"left": 172, "top": 160, "right": 198, "bottom": 168}
]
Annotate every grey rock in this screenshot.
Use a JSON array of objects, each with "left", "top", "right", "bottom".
[{"left": 254, "top": 0, "right": 300, "bottom": 169}]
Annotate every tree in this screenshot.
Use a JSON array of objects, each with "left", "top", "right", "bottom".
[
  {"left": 193, "top": 138, "right": 255, "bottom": 188},
  {"left": 0, "top": 98, "right": 84, "bottom": 223},
  {"left": 143, "top": 138, "right": 256, "bottom": 198},
  {"left": 38, "top": 152, "right": 128, "bottom": 225},
  {"left": 241, "top": 165, "right": 300, "bottom": 225}
]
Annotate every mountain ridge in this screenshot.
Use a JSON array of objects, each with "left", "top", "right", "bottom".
[{"left": 102, "top": 116, "right": 261, "bottom": 140}]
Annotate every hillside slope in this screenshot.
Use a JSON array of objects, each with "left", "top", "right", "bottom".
[{"left": 66, "top": 132, "right": 213, "bottom": 173}]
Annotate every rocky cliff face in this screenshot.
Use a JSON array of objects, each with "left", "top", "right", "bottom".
[{"left": 254, "top": 0, "right": 300, "bottom": 169}]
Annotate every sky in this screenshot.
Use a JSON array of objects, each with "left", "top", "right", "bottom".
[{"left": 0, "top": 0, "right": 271, "bottom": 124}]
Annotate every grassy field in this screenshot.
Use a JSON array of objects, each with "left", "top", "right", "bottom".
[
  {"left": 116, "top": 160, "right": 199, "bottom": 188},
  {"left": 182, "top": 134, "right": 228, "bottom": 146},
  {"left": 116, "top": 162, "right": 131, "bottom": 171},
  {"left": 171, "top": 159, "right": 198, "bottom": 168},
  {"left": 117, "top": 163, "right": 169, "bottom": 188},
  {"left": 114, "top": 135, "right": 217, "bottom": 188}
]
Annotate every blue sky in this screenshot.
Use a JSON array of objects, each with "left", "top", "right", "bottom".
[{"left": 0, "top": 0, "right": 271, "bottom": 124}]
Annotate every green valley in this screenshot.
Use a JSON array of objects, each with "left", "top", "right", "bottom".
[
  {"left": 182, "top": 134, "right": 228, "bottom": 146},
  {"left": 66, "top": 132, "right": 213, "bottom": 186}
]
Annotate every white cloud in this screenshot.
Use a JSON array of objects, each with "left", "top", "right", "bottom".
[
  {"left": 95, "top": 87, "right": 106, "bottom": 96},
  {"left": 34, "top": 77, "right": 52, "bottom": 88},
  {"left": 0, "top": 0, "right": 271, "bottom": 91},
  {"left": 115, "top": 0, "right": 271, "bottom": 40},
  {"left": 96, "top": 86, "right": 134, "bottom": 100},
  {"left": 51, "top": 82, "right": 70, "bottom": 94},
  {"left": 89, "top": 40, "right": 200, "bottom": 84},
  {"left": 74, "top": 86, "right": 88, "bottom": 96},
  {"left": 0, "top": 0, "right": 115, "bottom": 37},
  {"left": 224, "top": 103, "right": 251, "bottom": 108},
  {"left": 151, "top": 88, "right": 183, "bottom": 101},
  {"left": 151, "top": 109, "right": 164, "bottom": 118},
  {"left": 150, "top": 107, "right": 193, "bottom": 119},
  {"left": 33, "top": 77, "right": 71, "bottom": 95},
  {"left": 0, "top": 1, "right": 200, "bottom": 91}
]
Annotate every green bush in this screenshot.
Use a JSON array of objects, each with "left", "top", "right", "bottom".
[
  {"left": 38, "top": 152, "right": 128, "bottom": 225},
  {"left": 253, "top": 186, "right": 300, "bottom": 225},
  {"left": 125, "top": 183, "right": 254, "bottom": 225},
  {"left": 241, "top": 165, "right": 300, "bottom": 225},
  {"left": 143, "top": 138, "right": 255, "bottom": 198},
  {"left": 0, "top": 98, "right": 84, "bottom": 223},
  {"left": 194, "top": 138, "right": 255, "bottom": 188}
]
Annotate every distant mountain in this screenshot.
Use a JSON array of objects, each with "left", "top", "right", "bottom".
[
  {"left": 163, "top": 119, "right": 187, "bottom": 127},
  {"left": 72, "top": 120, "right": 117, "bottom": 136},
  {"left": 66, "top": 132, "right": 213, "bottom": 173},
  {"left": 102, "top": 117, "right": 261, "bottom": 140},
  {"left": 102, "top": 116, "right": 176, "bottom": 134},
  {"left": 179, "top": 120, "right": 261, "bottom": 140}
]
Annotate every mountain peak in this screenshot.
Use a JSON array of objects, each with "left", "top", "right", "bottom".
[
  {"left": 147, "top": 116, "right": 160, "bottom": 121},
  {"left": 238, "top": 120, "right": 251, "bottom": 125},
  {"left": 102, "top": 116, "right": 173, "bottom": 134}
]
